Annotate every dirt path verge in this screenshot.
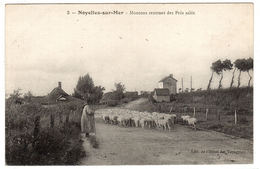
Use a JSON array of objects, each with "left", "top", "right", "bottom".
[{"left": 80, "top": 122, "right": 253, "bottom": 165}]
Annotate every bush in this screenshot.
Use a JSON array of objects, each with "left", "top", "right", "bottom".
[
  {"left": 176, "top": 87, "right": 253, "bottom": 111},
  {"left": 170, "top": 94, "right": 177, "bottom": 102},
  {"left": 107, "top": 100, "right": 119, "bottom": 107},
  {"left": 122, "top": 98, "right": 131, "bottom": 103},
  {"left": 239, "top": 116, "right": 248, "bottom": 124},
  {"left": 63, "top": 139, "right": 86, "bottom": 165},
  {"left": 89, "top": 136, "right": 99, "bottom": 149},
  {"left": 5, "top": 101, "right": 85, "bottom": 165}
]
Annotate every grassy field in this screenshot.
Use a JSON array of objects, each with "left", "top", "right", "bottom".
[
  {"left": 121, "top": 87, "right": 253, "bottom": 139},
  {"left": 5, "top": 100, "right": 86, "bottom": 165}
]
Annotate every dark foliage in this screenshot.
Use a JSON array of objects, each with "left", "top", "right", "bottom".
[
  {"left": 72, "top": 73, "right": 105, "bottom": 104},
  {"left": 89, "top": 135, "right": 99, "bottom": 149},
  {"left": 6, "top": 101, "right": 86, "bottom": 165}
]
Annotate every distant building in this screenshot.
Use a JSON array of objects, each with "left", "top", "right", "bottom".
[
  {"left": 56, "top": 95, "right": 67, "bottom": 102},
  {"left": 48, "top": 82, "right": 69, "bottom": 102},
  {"left": 158, "top": 74, "right": 177, "bottom": 94},
  {"left": 153, "top": 88, "right": 170, "bottom": 102},
  {"left": 124, "top": 91, "right": 138, "bottom": 99}
]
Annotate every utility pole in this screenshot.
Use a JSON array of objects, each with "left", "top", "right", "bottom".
[
  {"left": 182, "top": 78, "right": 183, "bottom": 93},
  {"left": 190, "top": 76, "right": 192, "bottom": 92}
]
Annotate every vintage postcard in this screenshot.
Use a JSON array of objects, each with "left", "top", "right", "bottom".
[{"left": 5, "top": 3, "right": 253, "bottom": 165}]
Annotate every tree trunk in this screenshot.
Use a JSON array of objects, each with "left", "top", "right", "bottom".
[
  {"left": 237, "top": 70, "right": 241, "bottom": 88},
  {"left": 247, "top": 70, "right": 252, "bottom": 87},
  {"left": 218, "top": 72, "right": 223, "bottom": 89},
  {"left": 230, "top": 68, "right": 236, "bottom": 89},
  {"left": 207, "top": 71, "right": 214, "bottom": 90}
]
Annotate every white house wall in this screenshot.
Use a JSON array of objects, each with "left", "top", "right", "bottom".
[
  {"left": 158, "top": 78, "right": 177, "bottom": 95},
  {"left": 158, "top": 82, "right": 164, "bottom": 88}
]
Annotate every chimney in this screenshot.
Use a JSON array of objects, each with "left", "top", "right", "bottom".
[
  {"left": 169, "top": 74, "right": 173, "bottom": 77},
  {"left": 58, "top": 81, "right": 62, "bottom": 89}
]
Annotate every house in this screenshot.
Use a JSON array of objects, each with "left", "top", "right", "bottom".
[
  {"left": 56, "top": 95, "right": 67, "bottom": 102},
  {"left": 153, "top": 88, "right": 170, "bottom": 102},
  {"left": 158, "top": 74, "right": 177, "bottom": 94},
  {"left": 48, "top": 82, "right": 69, "bottom": 102}
]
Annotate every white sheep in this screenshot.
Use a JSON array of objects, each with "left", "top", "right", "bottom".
[
  {"left": 132, "top": 115, "right": 141, "bottom": 127},
  {"left": 157, "top": 118, "right": 172, "bottom": 131},
  {"left": 181, "top": 115, "right": 190, "bottom": 124},
  {"left": 117, "top": 115, "right": 127, "bottom": 127},
  {"left": 186, "top": 117, "right": 197, "bottom": 130},
  {"left": 97, "top": 108, "right": 176, "bottom": 131}
]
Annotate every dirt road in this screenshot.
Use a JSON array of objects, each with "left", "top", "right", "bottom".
[{"left": 80, "top": 121, "right": 253, "bottom": 165}]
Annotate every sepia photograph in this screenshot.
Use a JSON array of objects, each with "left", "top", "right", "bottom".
[{"left": 4, "top": 3, "right": 254, "bottom": 165}]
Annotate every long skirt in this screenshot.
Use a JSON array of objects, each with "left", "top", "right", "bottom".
[{"left": 81, "top": 113, "right": 95, "bottom": 134}]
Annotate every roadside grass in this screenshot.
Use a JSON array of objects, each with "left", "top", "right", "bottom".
[
  {"left": 115, "top": 87, "right": 253, "bottom": 139},
  {"left": 89, "top": 135, "right": 99, "bottom": 149}
]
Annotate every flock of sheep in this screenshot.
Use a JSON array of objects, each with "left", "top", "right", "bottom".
[{"left": 95, "top": 108, "right": 198, "bottom": 131}]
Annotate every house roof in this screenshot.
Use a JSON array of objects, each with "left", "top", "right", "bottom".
[
  {"left": 154, "top": 88, "right": 170, "bottom": 96},
  {"left": 48, "top": 87, "right": 69, "bottom": 100},
  {"left": 57, "top": 95, "right": 67, "bottom": 100},
  {"left": 159, "top": 74, "right": 177, "bottom": 82}
]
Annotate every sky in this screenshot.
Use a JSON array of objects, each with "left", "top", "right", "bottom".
[{"left": 5, "top": 4, "right": 253, "bottom": 96}]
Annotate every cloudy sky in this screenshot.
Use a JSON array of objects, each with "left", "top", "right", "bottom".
[{"left": 5, "top": 4, "right": 253, "bottom": 96}]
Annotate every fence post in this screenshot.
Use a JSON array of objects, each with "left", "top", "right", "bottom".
[
  {"left": 33, "top": 115, "right": 40, "bottom": 148},
  {"left": 34, "top": 115, "right": 40, "bottom": 137},
  {"left": 193, "top": 107, "right": 196, "bottom": 117},
  {"left": 235, "top": 109, "right": 237, "bottom": 125},
  {"left": 169, "top": 106, "right": 173, "bottom": 113},
  {"left": 217, "top": 110, "right": 220, "bottom": 121},
  {"left": 206, "top": 108, "right": 208, "bottom": 121},
  {"left": 50, "top": 114, "right": 54, "bottom": 128},
  {"left": 59, "top": 112, "right": 63, "bottom": 124},
  {"left": 66, "top": 112, "right": 70, "bottom": 123}
]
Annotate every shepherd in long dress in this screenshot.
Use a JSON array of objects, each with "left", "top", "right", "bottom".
[{"left": 81, "top": 104, "right": 96, "bottom": 137}]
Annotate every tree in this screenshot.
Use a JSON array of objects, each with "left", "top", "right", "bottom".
[
  {"left": 207, "top": 60, "right": 223, "bottom": 90},
  {"left": 73, "top": 73, "right": 105, "bottom": 104},
  {"left": 245, "top": 57, "right": 253, "bottom": 87},
  {"left": 7, "top": 88, "right": 23, "bottom": 104},
  {"left": 90, "top": 86, "right": 105, "bottom": 104},
  {"left": 23, "top": 91, "right": 33, "bottom": 103},
  {"left": 234, "top": 59, "right": 247, "bottom": 88},
  {"left": 219, "top": 59, "right": 233, "bottom": 89},
  {"left": 230, "top": 65, "right": 236, "bottom": 89},
  {"left": 114, "top": 82, "right": 125, "bottom": 100},
  {"left": 196, "top": 88, "right": 202, "bottom": 92},
  {"left": 73, "top": 74, "right": 94, "bottom": 99}
]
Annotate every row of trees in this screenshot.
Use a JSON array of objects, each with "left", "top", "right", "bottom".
[
  {"left": 207, "top": 57, "right": 253, "bottom": 90},
  {"left": 72, "top": 74, "right": 126, "bottom": 104}
]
